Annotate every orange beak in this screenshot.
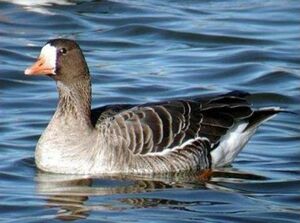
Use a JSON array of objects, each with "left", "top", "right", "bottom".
[{"left": 24, "top": 56, "right": 56, "bottom": 76}]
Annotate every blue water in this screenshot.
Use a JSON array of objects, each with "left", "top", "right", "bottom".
[{"left": 0, "top": 0, "right": 299, "bottom": 222}]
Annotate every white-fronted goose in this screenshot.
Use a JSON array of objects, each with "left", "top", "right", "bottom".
[{"left": 24, "top": 39, "right": 280, "bottom": 175}]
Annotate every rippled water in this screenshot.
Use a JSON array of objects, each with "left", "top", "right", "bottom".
[{"left": 0, "top": 0, "right": 299, "bottom": 222}]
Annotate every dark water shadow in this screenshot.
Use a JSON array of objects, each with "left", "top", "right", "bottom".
[{"left": 35, "top": 169, "right": 267, "bottom": 221}]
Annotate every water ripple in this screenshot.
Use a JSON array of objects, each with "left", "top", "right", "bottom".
[{"left": 0, "top": 0, "right": 299, "bottom": 222}]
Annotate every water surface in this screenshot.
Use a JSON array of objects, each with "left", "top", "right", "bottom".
[{"left": 0, "top": 0, "right": 299, "bottom": 222}]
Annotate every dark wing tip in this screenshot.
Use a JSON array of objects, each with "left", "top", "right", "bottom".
[
  {"left": 223, "top": 90, "right": 251, "bottom": 98},
  {"left": 245, "top": 108, "right": 281, "bottom": 131}
]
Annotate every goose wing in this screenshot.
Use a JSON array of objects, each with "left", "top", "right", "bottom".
[
  {"left": 101, "top": 92, "right": 253, "bottom": 157},
  {"left": 91, "top": 104, "right": 135, "bottom": 126}
]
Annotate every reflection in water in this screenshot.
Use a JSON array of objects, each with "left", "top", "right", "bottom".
[{"left": 35, "top": 169, "right": 266, "bottom": 221}]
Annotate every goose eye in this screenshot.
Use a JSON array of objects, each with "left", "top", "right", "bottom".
[{"left": 60, "top": 48, "right": 67, "bottom": 55}]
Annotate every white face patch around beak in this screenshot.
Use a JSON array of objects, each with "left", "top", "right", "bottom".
[{"left": 40, "top": 43, "right": 57, "bottom": 75}]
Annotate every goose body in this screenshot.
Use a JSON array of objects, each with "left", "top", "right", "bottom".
[{"left": 25, "top": 39, "right": 279, "bottom": 175}]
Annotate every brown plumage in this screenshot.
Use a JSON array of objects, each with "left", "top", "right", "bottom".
[{"left": 24, "top": 39, "right": 280, "bottom": 175}]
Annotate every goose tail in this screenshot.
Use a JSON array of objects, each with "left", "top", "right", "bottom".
[{"left": 211, "top": 107, "right": 282, "bottom": 168}]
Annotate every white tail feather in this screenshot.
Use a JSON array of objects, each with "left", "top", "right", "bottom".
[
  {"left": 211, "top": 122, "right": 256, "bottom": 167},
  {"left": 211, "top": 107, "right": 280, "bottom": 168}
]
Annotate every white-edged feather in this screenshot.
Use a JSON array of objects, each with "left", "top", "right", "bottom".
[{"left": 146, "top": 137, "right": 209, "bottom": 156}]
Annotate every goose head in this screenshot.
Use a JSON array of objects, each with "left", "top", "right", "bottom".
[{"left": 24, "top": 39, "right": 90, "bottom": 84}]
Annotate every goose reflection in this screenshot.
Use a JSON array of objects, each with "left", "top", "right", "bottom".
[
  {"left": 35, "top": 169, "right": 267, "bottom": 221},
  {"left": 35, "top": 171, "right": 186, "bottom": 220}
]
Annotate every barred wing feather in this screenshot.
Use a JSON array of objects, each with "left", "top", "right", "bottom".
[{"left": 97, "top": 93, "right": 252, "bottom": 158}]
